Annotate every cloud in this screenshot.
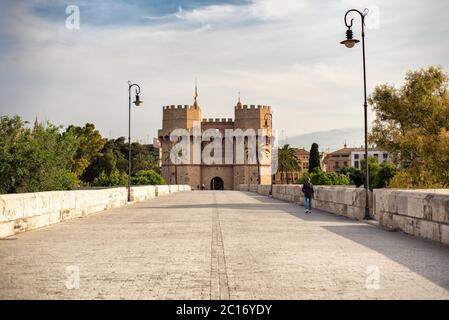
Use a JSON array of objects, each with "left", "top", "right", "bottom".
[{"left": 0, "top": 0, "right": 448, "bottom": 144}]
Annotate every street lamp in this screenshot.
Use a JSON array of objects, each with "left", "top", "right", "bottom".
[
  {"left": 340, "top": 8, "right": 371, "bottom": 219},
  {"left": 128, "top": 81, "right": 143, "bottom": 202}
]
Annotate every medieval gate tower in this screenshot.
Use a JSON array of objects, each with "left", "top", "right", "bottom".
[{"left": 158, "top": 86, "right": 272, "bottom": 190}]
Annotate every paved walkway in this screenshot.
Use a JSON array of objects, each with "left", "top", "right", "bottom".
[{"left": 1, "top": 191, "right": 448, "bottom": 299}]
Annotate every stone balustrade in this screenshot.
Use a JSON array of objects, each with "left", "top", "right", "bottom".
[
  {"left": 374, "top": 189, "right": 449, "bottom": 245},
  {"left": 240, "top": 184, "right": 449, "bottom": 245},
  {"left": 0, "top": 185, "right": 191, "bottom": 238},
  {"left": 241, "top": 184, "right": 370, "bottom": 220}
]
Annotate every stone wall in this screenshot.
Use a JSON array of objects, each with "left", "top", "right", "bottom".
[
  {"left": 0, "top": 185, "right": 191, "bottom": 238},
  {"left": 240, "top": 184, "right": 449, "bottom": 245},
  {"left": 241, "top": 184, "right": 370, "bottom": 220},
  {"left": 374, "top": 189, "right": 449, "bottom": 245},
  {"left": 129, "top": 186, "right": 156, "bottom": 202}
]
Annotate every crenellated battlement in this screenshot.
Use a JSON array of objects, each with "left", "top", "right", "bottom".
[
  {"left": 163, "top": 105, "right": 200, "bottom": 110},
  {"left": 201, "top": 118, "right": 234, "bottom": 123},
  {"left": 234, "top": 104, "right": 271, "bottom": 111}
]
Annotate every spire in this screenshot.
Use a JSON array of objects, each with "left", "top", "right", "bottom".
[
  {"left": 236, "top": 91, "right": 242, "bottom": 107},
  {"left": 193, "top": 78, "right": 199, "bottom": 107}
]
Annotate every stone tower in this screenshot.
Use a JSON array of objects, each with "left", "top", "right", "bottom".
[
  {"left": 233, "top": 103, "right": 272, "bottom": 188},
  {"left": 158, "top": 86, "right": 272, "bottom": 190}
]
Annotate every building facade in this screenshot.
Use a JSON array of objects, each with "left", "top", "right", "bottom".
[
  {"left": 324, "top": 144, "right": 389, "bottom": 172},
  {"left": 157, "top": 94, "right": 272, "bottom": 190}
]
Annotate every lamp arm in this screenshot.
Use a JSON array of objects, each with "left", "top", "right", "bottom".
[
  {"left": 343, "top": 8, "right": 368, "bottom": 29},
  {"left": 128, "top": 83, "right": 141, "bottom": 95}
]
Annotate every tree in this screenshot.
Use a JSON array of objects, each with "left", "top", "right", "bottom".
[
  {"left": 369, "top": 66, "right": 449, "bottom": 187},
  {"left": 308, "top": 143, "right": 321, "bottom": 172},
  {"left": 81, "top": 137, "right": 161, "bottom": 186},
  {"left": 373, "top": 161, "right": 398, "bottom": 189},
  {"left": 361, "top": 156, "right": 381, "bottom": 190},
  {"left": 277, "top": 144, "right": 300, "bottom": 184},
  {"left": 0, "top": 116, "right": 78, "bottom": 194},
  {"left": 340, "top": 167, "right": 364, "bottom": 187},
  {"left": 82, "top": 137, "right": 128, "bottom": 183},
  {"left": 92, "top": 169, "right": 128, "bottom": 187},
  {"left": 65, "top": 123, "right": 106, "bottom": 179}
]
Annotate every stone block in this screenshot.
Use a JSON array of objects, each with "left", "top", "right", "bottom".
[
  {"left": 0, "top": 221, "right": 15, "bottom": 238},
  {"left": 379, "top": 212, "right": 395, "bottom": 231},
  {"left": 419, "top": 220, "right": 441, "bottom": 242},
  {"left": 347, "top": 206, "right": 365, "bottom": 220},
  {"left": 428, "top": 195, "right": 449, "bottom": 224},
  {"left": 441, "top": 224, "right": 449, "bottom": 245},
  {"left": 0, "top": 195, "right": 24, "bottom": 222},
  {"left": 405, "top": 193, "right": 426, "bottom": 219},
  {"left": 156, "top": 185, "right": 170, "bottom": 196}
]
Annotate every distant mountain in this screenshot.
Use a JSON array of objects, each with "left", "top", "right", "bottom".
[{"left": 283, "top": 128, "right": 365, "bottom": 152}]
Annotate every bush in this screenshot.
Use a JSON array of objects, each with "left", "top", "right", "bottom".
[
  {"left": 92, "top": 170, "right": 128, "bottom": 187},
  {"left": 373, "top": 161, "right": 398, "bottom": 189},
  {"left": 340, "top": 167, "right": 364, "bottom": 187},
  {"left": 131, "top": 170, "right": 166, "bottom": 186},
  {"left": 296, "top": 169, "right": 349, "bottom": 186}
]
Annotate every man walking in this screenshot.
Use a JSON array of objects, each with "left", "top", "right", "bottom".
[{"left": 302, "top": 178, "right": 314, "bottom": 214}]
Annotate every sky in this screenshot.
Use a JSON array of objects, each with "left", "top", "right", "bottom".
[{"left": 0, "top": 0, "right": 448, "bottom": 147}]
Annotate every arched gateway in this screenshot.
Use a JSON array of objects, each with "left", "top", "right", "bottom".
[{"left": 210, "top": 177, "right": 224, "bottom": 190}]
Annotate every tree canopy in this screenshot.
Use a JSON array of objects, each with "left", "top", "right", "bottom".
[
  {"left": 277, "top": 144, "right": 300, "bottom": 184},
  {"left": 0, "top": 116, "right": 162, "bottom": 193},
  {"left": 369, "top": 66, "right": 449, "bottom": 187},
  {"left": 308, "top": 142, "right": 321, "bottom": 172}
]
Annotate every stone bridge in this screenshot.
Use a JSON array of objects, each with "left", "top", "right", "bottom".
[{"left": 0, "top": 188, "right": 448, "bottom": 299}]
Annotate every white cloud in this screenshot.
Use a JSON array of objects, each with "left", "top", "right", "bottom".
[{"left": 0, "top": 0, "right": 448, "bottom": 143}]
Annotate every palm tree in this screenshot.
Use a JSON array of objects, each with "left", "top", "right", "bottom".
[{"left": 277, "top": 144, "right": 300, "bottom": 184}]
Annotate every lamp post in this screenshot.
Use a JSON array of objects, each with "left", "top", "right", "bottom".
[
  {"left": 340, "top": 8, "right": 371, "bottom": 219},
  {"left": 128, "top": 81, "right": 143, "bottom": 202}
]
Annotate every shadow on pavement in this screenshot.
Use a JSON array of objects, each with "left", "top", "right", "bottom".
[
  {"left": 141, "top": 191, "right": 449, "bottom": 290},
  {"left": 323, "top": 224, "right": 449, "bottom": 290}
]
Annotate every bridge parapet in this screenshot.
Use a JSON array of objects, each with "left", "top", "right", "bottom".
[
  {"left": 0, "top": 185, "right": 192, "bottom": 238},
  {"left": 374, "top": 189, "right": 449, "bottom": 245},
  {"left": 241, "top": 184, "right": 449, "bottom": 245}
]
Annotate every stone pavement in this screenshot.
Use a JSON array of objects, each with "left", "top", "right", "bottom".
[{"left": 0, "top": 191, "right": 448, "bottom": 299}]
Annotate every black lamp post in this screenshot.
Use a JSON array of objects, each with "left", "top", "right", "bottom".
[
  {"left": 128, "top": 81, "right": 143, "bottom": 202},
  {"left": 340, "top": 8, "right": 371, "bottom": 219}
]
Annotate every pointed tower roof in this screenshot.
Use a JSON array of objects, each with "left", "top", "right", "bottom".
[
  {"left": 193, "top": 78, "right": 199, "bottom": 108},
  {"left": 236, "top": 91, "right": 242, "bottom": 107}
]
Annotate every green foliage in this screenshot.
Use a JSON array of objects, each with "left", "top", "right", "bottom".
[
  {"left": 361, "top": 156, "right": 380, "bottom": 190},
  {"left": 339, "top": 156, "right": 398, "bottom": 189},
  {"left": 65, "top": 123, "right": 106, "bottom": 178},
  {"left": 308, "top": 143, "right": 321, "bottom": 172},
  {"left": 339, "top": 167, "right": 364, "bottom": 187},
  {"left": 277, "top": 144, "right": 300, "bottom": 184},
  {"left": 92, "top": 169, "right": 128, "bottom": 187},
  {"left": 82, "top": 137, "right": 128, "bottom": 183},
  {"left": 0, "top": 116, "right": 162, "bottom": 194},
  {"left": 0, "top": 116, "right": 78, "bottom": 193},
  {"left": 131, "top": 170, "right": 166, "bottom": 185},
  {"left": 296, "top": 169, "right": 349, "bottom": 186},
  {"left": 373, "top": 161, "right": 398, "bottom": 189},
  {"left": 369, "top": 66, "right": 449, "bottom": 187},
  {"left": 82, "top": 138, "right": 160, "bottom": 184}
]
